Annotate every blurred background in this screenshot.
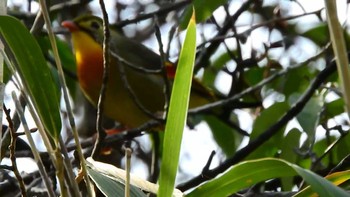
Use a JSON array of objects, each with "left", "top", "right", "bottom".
[{"left": 2, "top": 0, "right": 350, "bottom": 196}]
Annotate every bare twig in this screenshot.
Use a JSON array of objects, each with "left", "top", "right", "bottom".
[
  {"left": 177, "top": 52, "right": 340, "bottom": 192},
  {"left": 111, "top": 58, "right": 163, "bottom": 74},
  {"left": 38, "top": 0, "right": 87, "bottom": 195},
  {"left": 312, "top": 125, "right": 349, "bottom": 171},
  {"left": 58, "top": 137, "right": 81, "bottom": 197},
  {"left": 197, "top": 9, "right": 323, "bottom": 49},
  {"left": 188, "top": 45, "right": 328, "bottom": 115},
  {"left": 124, "top": 142, "right": 132, "bottom": 197},
  {"left": 3, "top": 104, "right": 27, "bottom": 197},
  {"left": 195, "top": 0, "right": 255, "bottom": 70},
  {"left": 154, "top": 17, "right": 171, "bottom": 116},
  {"left": 113, "top": 0, "right": 191, "bottom": 28},
  {"left": 117, "top": 60, "right": 164, "bottom": 121},
  {"left": 11, "top": 92, "right": 55, "bottom": 197},
  {"left": 92, "top": 0, "right": 111, "bottom": 159},
  {"left": 201, "top": 151, "right": 216, "bottom": 175}
]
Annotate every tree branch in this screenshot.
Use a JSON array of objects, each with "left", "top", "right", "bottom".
[{"left": 177, "top": 54, "right": 339, "bottom": 191}]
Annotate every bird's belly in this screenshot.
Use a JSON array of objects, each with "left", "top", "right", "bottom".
[
  {"left": 79, "top": 64, "right": 165, "bottom": 128},
  {"left": 103, "top": 78, "right": 165, "bottom": 128}
]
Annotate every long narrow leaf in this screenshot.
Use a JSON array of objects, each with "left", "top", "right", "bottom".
[
  {"left": 294, "top": 170, "right": 350, "bottom": 197},
  {"left": 158, "top": 9, "right": 197, "bottom": 197},
  {"left": 187, "top": 158, "right": 350, "bottom": 197},
  {"left": 0, "top": 16, "right": 61, "bottom": 140}
]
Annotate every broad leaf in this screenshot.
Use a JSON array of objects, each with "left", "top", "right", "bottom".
[
  {"left": 0, "top": 16, "right": 61, "bottom": 140},
  {"left": 247, "top": 102, "right": 289, "bottom": 159}
]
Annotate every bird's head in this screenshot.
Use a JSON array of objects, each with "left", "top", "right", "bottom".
[{"left": 62, "top": 15, "right": 104, "bottom": 45}]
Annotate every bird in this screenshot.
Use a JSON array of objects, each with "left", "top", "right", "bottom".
[{"left": 61, "top": 15, "right": 214, "bottom": 130}]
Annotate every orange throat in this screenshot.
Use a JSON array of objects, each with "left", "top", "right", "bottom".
[{"left": 72, "top": 31, "right": 104, "bottom": 102}]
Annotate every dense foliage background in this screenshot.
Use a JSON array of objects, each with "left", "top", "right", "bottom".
[{"left": 1, "top": 0, "right": 350, "bottom": 196}]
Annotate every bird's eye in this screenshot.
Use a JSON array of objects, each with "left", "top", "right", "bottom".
[{"left": 90, "top": 21, "right": 100, "bottom": 29}]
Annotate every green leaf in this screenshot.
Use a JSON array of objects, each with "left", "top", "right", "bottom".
[
  {"left": 295, "top": 170, "right": 350, "bottom": 197},
  {"left": 37, "top": 36, "right": 78, "bottom": 99},
  {"left": 87, "top": 165, "right": 146, "bottom": 197},
  {"left": 250, "top": 102, "right": 289, "bottom": 139},
  {"left": 268, "top": 65, "right": 311, "bottom": 97},
  {"left": 247, "top": 102, "right": 289, "bottom": 159},
  {"left": 310, "top": 136, "right": 337, "bottom": 167},
  {"left": 289, "top": 94, "right": 322, "bottom": 143},
  {"left": 0, "top": 16, "right": 61, "bottom": 140},
  {"left": 180, "top": 0, "right": 226, "bottom": 29},
  {"left": 37, "top": 36, "right": 76, "bottom": 74},
  {"left": 86, "top": 158, "right": 184, "bottom": 196},
  {"left": 334, "top": 133, "right": 350, "bottom": 163},
  {"left": 243, "top": 67, "right": 264, "bottom": 86},
  {"left": 205, "top": 115, "right": 242, "bottom": 157},
  {"left": 87, "top": 166, "right": 126, "bottom": 196},
  {"left": 187, "top": 158, "right": 295, "bottom": 197},
  {"left": 186, "top": 158, "right": 350, "bottom": 197},
  {"left": 323, "top": 98, "right": 345, "bottom": 121},
  {"left": 301, "top": 23, "right": 350, "bottom": 50},
  {"left": 202, "top": 52, "right": 231, "bottom": 88},
  {"left": 158, "top": 10, "right": 197, "bottom": 197},
  {"left": 280, "top": 128, "right": 302, "bottom": 190},
  {"left": 301, "top": 24, "right": 329, "bottom": 46},
  {"left": 292, "top": 165, "right": 350, "bottom": 197},
  {"left": 3, "top": 61, "right": 11, "bottom": 83}
]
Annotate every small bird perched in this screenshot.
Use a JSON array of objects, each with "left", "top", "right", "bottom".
[{"left": 62, "top": 15, "right": 213, "bottom": 130}]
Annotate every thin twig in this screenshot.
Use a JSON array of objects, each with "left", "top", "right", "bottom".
[
  {"left": 124, "top": 142, "right": 132, "bottom": 197},
  {"left": 117, "top": 60, "right": 164, "bottom": 121},
  {"left": 113, "top": 0, "right": 191, "bottom": 28},
  {"left": 0, "top": 165, "right": 13, "bottom": 170},
  {"left": 197, "top": 9, "right": 323, "bottom": 49},
  {"left": 109, "top": 54, "right": 163, "bottom": 74},
  {"left": 195, "top": 0, "right": 255, "bottom": 70},
  {"left": 154, "top": 17, "right": 171, "bottom": 117},
  {"left": 58, "top": 137, "right": 81, "bottom": 197},
  {"left": 188, "top": 46, "right": 328, "bottom": 115},
  {"left": 38, "top": 0, "right": 87, "bottom": 195},
  {"left": 177, "top": 53, "right": 339, "bottom": 191},
  {"left": 3, "top": 104, "right": 27, "bottom": 197},
  {"left": 3, "top": 47, "right": 57, "bottom": 166},
  {"left": 312, "top": 126, "right": 348, "bottom": 171},
  {"left": 201, "top": 151, "right": 216, "bottom": 175},
  {"left": 149, "top": 133, "right": 160, "bottom": 183},
  {"left": 11, "top": 92, "right": 55, "bottom": 197},
  {"left": 92, "top": 0, "right": 110, "bottom": 159}
]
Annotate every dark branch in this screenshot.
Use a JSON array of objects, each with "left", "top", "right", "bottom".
[
  {"left": 177, "top": 55, "right": 339, "bottom": 191},
  {"left": 113, "top": 0, "right": 191, "bottom": 28},
  {"left": 195, "top": 0, "right": 255, "bottom": 70}
]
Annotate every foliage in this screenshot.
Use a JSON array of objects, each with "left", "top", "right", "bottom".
[{"left": 1, "top": 0, "right": 350, "bottom": 196}]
